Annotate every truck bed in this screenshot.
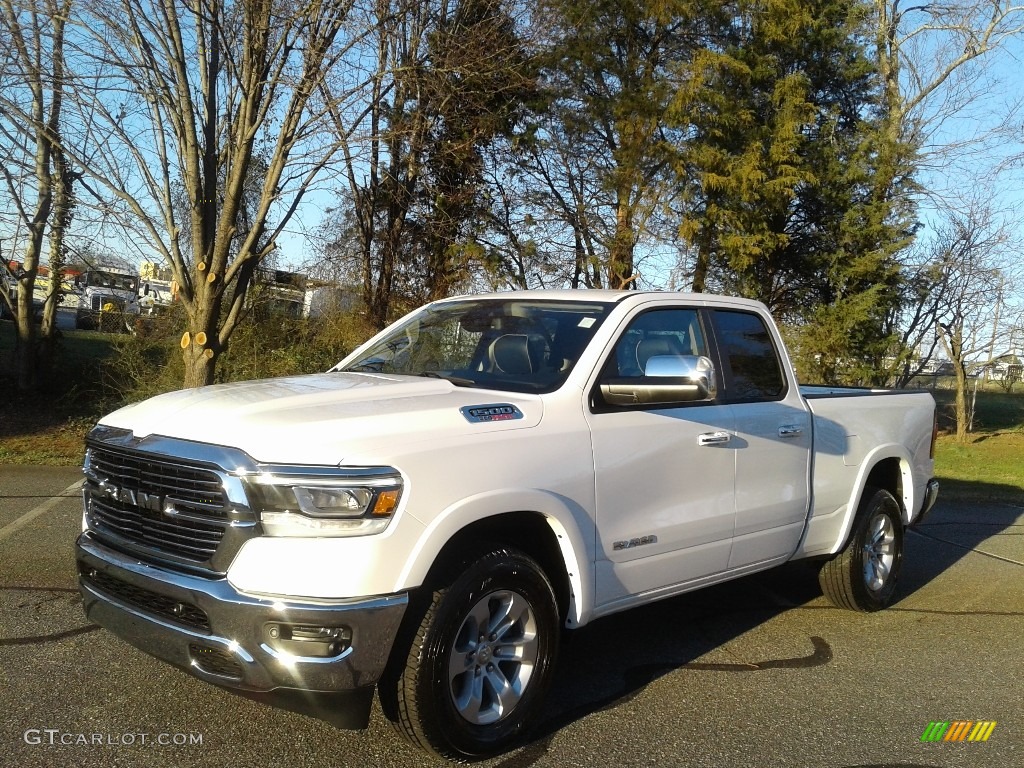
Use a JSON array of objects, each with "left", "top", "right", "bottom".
[{"left": 796, "top": 387, "right": 936, "bottom": 558}]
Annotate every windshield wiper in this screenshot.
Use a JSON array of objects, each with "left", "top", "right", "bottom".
[
  {"left": 343, "top": 360, "right": 385, "bottom": 372},
  {"left": 417, "top": 371, "right": 477, "bottom": 387}
]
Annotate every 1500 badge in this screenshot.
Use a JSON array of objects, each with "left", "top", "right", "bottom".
[
  {"left": 460, "top": 404, "right": 524, "bottom": 423},
  {"left": 613, "top": 535, "right": 658, "bottom": 551}
]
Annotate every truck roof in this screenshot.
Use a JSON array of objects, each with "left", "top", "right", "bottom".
[{"left": 436, "top": 289, "right": 769, "bottom": 311}]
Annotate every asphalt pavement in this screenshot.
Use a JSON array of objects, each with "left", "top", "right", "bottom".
[{"left": 1, "top": 464, "right": 1021, "bottom": 768}]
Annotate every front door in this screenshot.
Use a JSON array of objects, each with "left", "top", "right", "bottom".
[{"left": 585, "top": 305, "right": 737, "bottom": 611}]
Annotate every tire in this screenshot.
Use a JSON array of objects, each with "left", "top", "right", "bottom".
[
  {"left": 818, "top": 487, "right": 904, "bottom": 612},
  {"left": 381, "top": 546, "right": 560, "bottom": 760}
]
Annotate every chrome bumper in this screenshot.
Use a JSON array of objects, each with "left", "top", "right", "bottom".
[
  {"left": 75, "top": 532, "right": 407, "bottom": 729},
  {"left": 914, "top": 479, "right": 940, "bottom": 525}
]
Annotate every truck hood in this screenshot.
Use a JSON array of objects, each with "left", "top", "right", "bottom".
[{"left": 98, "top": 372, "right": 543, "bottom": 464}]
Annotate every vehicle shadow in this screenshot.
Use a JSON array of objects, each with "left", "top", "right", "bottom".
[
  {"left": 493, "top": 480, "right": 1022, "bottom": 768},
  {"left": 491, "top": 564, "right": 826, "bottom": 768},
  {"left": 895, "top": 479, "right": 1023, "bottom": 610}
]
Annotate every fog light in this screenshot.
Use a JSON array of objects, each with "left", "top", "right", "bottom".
[{"left": 264, "top": 623, "right": 352, "bottom": 658}]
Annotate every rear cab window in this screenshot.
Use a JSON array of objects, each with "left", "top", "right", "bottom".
[{"left": 711, "top": 309, "right": 787, "bottom": 402}]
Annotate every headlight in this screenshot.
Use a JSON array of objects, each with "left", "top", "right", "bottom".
[{"left": 242, "top": 467, "right": 403, "bottom": 537}]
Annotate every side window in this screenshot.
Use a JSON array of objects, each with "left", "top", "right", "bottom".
[
  {"left": 713, "top": 310, "right": 785, "bottom": 400},
  {"left": 604, "top": 308, "right": 707, "bottom": 378}
]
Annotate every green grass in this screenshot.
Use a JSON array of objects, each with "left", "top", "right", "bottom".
[
  {"left": 928, "top": 387, "right": 1024, "bottom": 433},
  {"left": 1, "top": 320, "right": 120, "bottom": 465},
  {"left": 934, "top": 433, "right": 1024, "bottom": 503},
  {"left": 930, "top": 389, "right": 1024, "bottom": 504}
]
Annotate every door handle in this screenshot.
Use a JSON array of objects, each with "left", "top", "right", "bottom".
[
  {"left": 778, "top": 425, "right": 804, "bottom": 438},
  {"left": 698, "top": 431, "right": 731, "bottom": 446}
]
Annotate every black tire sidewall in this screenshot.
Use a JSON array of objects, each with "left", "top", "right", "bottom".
[
  {"left": 850, "top": 490, "right": 904, "bottom": 610},
  {"left": 418, "top": 549, "right": 559, "bottom": 758}
]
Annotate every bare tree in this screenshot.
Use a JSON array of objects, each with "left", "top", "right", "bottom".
[
  {"left": 874, "top": 0, "right": 1024, "bottom": 186},
  {"left": 481, "top": 115, "right": 611, "bottom": 291},
  {"left": 929, "top": 200, "right": 1020, "bottom": 441},
  {"left": 57, "top": 0, "right": 365, "bottom": 387},
  {"left": 319, "top": 0, "right": 535, "bottom": 329},
  {"left": 0, "top": 0, "right": 73, "bottom": 391},
  {"left": 885, "top": 240, "right": 952, "bottom": 388},
  {"left": 327, "top": 0, "right": 438, "bottom": 329},
  {"left": 526, "top": 0, "right": 703, "bottom": 290},
  {"left": 866, "top": 1, "right": 1024, "bottom": 390}
]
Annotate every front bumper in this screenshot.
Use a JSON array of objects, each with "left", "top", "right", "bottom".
[{"left": 76, "top": 532, "right": 407, "bottom": 728}]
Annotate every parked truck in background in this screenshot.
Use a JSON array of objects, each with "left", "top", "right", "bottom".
[
  {"left": 75, "top": 290, "right": 939, "bottom": 760},
  {"left": 74, "top": 263, "right": 140, "bottom": 331},
  {"left": 0, "top": 270, "right": 17, "bottom": 319},
  {"left": 138, "top": 278, "right": 175, "bottom": 315},
  {"left": 1, "top": 261, "right": 70, "bottom": 320}
]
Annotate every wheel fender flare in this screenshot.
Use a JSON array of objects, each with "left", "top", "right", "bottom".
[
  {"left": 831, "top": 444, "right": 915, "bottom": 554},
  {"left": 396, "top": 488, "right": 593, "bottom": 628}
]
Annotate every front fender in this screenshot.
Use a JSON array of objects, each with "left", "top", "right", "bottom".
[{"left": 398, "top": 488, "right": 596, "bottom": 628}]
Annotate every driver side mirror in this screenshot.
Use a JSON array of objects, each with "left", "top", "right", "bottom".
[{"left": 599, "top": 355, "right": 717, "bottom": 407}]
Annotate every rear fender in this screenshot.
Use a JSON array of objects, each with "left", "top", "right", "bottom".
[{"left": 829, "top": 446, "right": 916, "bottom": 554}]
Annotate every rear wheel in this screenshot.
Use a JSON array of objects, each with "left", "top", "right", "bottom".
[
  {"left": 818, "top": 487, "right": 904, "bottom": 612},
  {"left": 381, "top": 546, "right": 559, "bottom": 760}
]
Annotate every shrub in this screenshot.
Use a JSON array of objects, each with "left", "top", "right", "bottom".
[{"left": 106, "top": 304, "right": 377, "bottom": 405}]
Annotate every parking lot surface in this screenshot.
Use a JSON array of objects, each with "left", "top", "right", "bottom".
[{"left": 1, "top": 464, "right": 1021, "bottom": 767}]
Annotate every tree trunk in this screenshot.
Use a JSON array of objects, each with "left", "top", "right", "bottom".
[
  {"left": 14, "top": 220, "right": 47, "bottom": 392},
  {"left": 571, "top": 229, "right": 585, "bottom": 289},
  {"left": 609, "top": 193, "right": 635, "bottom": 289},
  {"left": 14, "top": 282, "right": 39, "bottom": 392},
  {"left": 180, "top": 304, "right": 220, "bottom": 388},
  {"left": 181, "top": 345, "right": 218, "bottom": 388},
  {"left": 940, "top": 322, "right": 971, "bottom": 444},
  {"left": 691, "top": 250, "right": 709, "bottom": 293},
  {"left": 953, "top": 362, "right": 969, "bottom": 443},
  {"left": 39, "top": 159, "right": 75, "bottom": 371},
  {"left": 370, "top": 213, "right": 401, "bottom": 330},
  {"left": 37, "top": 1, "right": 71, "bottom": 372}
]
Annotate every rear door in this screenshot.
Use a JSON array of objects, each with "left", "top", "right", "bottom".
[{"left": 709, "top": 309, "right": 811, "bottom": 569}]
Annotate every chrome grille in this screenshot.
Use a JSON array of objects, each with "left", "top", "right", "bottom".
[
  {"left": 87, "top": 445, "right": 228, "bottom": 517},
  {"left": 91, "top": 295, "right": 125, "bottom": 312},
  {"left": 79, "top": 563, "right": 211, "bottom": 632},
  {"left": 85, "top": 444, "right": 229, "bottom": 564},
  {"left": 88, "top": 496, "right": 224, "bottom": 560},
  {"left": 188, "top": 644, "right": 244, "bottom": 679}
]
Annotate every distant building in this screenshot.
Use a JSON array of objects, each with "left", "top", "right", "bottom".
[
  {"left": 304, "top": 283, "right": 358, "bottom": 318},
  {"left": 140, "top": 261, "right": 173, "bottom": 282},
  {"left": 985, "top": 353, "right": 1023, "bottom": 382}
]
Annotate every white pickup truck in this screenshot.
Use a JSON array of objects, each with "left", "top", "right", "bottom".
[{"left": 76, "top": 290, "right": 938, "bottom": 759}]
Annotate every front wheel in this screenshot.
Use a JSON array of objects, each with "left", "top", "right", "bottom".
[
  {"left": 381, "top": 546, "right": 560, "bottom": 760},
  {"left": 818, "top": 487, "right": 904, "bottom": 612}
]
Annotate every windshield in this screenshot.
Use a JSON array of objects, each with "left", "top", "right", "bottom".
[
  {"left": 86, "top": 271, "right": 139, "bottom": 292},
  {"left": 338, "top": 298, "right": 614, "bottom": 393}
]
